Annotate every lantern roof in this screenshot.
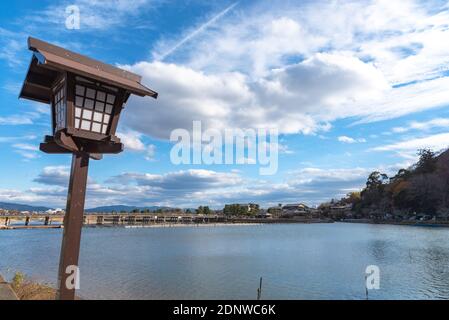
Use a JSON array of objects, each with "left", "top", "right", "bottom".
[{"left": 19, "top": 37, "right": 158, "bottom": 104}]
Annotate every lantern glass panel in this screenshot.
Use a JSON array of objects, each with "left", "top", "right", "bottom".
[
  {"left": 54, "top": 85, "right": 66, "bottom": 131},
  {"left": 91, "top": 122, "right": 102, "bottom": 133},
  {"left": 93, "top": 112, "right": 102, "bottom": 122},
  {"left": 73, "top": 83, "right": 116, "bottom": 134}
]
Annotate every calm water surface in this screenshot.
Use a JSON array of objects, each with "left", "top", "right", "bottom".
[{"left": 1, "top": 222, "right": 449, "bottom": 299}]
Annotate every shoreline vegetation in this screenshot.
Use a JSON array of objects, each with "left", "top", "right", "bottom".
[
  {"left": 320, "top": 148, "right": 449, "bottom": 223},
  {"left": 342, "top": 219, "right": 449, "bottom": 228},
  {"left": 1, "top": 272, "right": 82, "bottom": 300},
  {"left": 2, "top": 272, "right": 56, "bottom": 300}
]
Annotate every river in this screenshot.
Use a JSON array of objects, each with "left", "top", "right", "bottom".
[{"left": 1, "top": 222, "right": 449, "bottom": 299}]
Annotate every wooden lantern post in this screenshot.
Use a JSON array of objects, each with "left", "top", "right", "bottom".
[
  {"left": 57, "top": 152, "right": 89, "bottom": 300},
  {"left": 19, "top": 37, "right": 157, "bottom": 300}
]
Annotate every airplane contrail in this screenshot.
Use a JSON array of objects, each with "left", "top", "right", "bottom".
[{"left": 155, "top": 2, "right": 239, "bottom": 61}]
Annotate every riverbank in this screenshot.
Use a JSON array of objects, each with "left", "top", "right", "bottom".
[
  {"left": 341, "top": 218, "right": 449, "bottom": 228},
  {"left": 0, "top": 275, "right": 18, "bottom": 300},
  {"left": 0, "top": 225, "right": 62, "bottom": 230},
  {"left": 0, "top": 272, "right": 56, "bottom": 300}
]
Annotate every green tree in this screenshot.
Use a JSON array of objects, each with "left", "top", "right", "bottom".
[
  {"left": 360, "top": 171, "right": 389, "bottom": 210},
  {"left": 415, "top": 149, "right": 437, "bottom": 174},
  {"left": 248, "top": 203, "right": 260, "bottom": 215},
  {"left": 366, "top": 171, "right": 389, "bottom": 189},
  {"left": 223, "top": 204, "right": 245, "bottom": 216},
  {"left": 390, "top": 168, "right": 411, "bottom": 182},
  {"left": 196, "top": 206, "right": 204, "bottom": 215}
]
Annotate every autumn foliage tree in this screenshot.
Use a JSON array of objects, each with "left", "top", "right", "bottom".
[{"left": 333, "top": 148, "right": 449, "bottom": 218}]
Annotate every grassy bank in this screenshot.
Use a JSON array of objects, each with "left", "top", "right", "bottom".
[{"left": 9, "top": 272, "right": 57, "bottom": 300}]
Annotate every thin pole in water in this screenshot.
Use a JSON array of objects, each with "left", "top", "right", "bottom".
[
  {"left": 365, "top": 274, "right": 369, "bottom": 300},
  {"left": 257, "top": 277, "right": 263, "bottom": 300}
]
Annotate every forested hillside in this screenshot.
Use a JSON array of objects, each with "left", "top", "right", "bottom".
[{"left": 331, "top": 149, "right": 449, "bottom": 218}]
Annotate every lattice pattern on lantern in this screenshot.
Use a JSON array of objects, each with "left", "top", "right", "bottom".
[
  {"left": 74, "top": 84, "right": 115, "bottom": 134},
  {"left": 54, "top": 86, "right": 66, "bottom": 130}
]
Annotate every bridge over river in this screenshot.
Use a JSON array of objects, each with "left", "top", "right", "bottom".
[{"left": 0, "top": 213, "right": 329, "bottom": 229}]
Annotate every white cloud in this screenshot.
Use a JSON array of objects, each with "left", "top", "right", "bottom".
[
  {"left": 0, "top": 188, "right": 59, "bottom": 205},
  {"left": 277, "top": 143, "right": 294, "bottom": 154},
  {"left": 392, "top": 118, "right": 449, "bottom": 133},
  {"left": 162, "top": 0, "right": 449, "bottom": 83},
  {"left": 0, "top": 101, "right": 49, "bottom": 127},
  {"left": 338, "top": 136, "right": 366, "bottom": 144},
  {"left": 100, "top": 166, "right": 370, "bottom": 207},
  {"left": 0, "top": 28, "right": 27, "bottom": 67},
  {"left": 117, "top": 130, "right": 157, "bottom": 161},
  {"left": 4, "top": 1, "right": 449, "bottom": 144},
  {"left": 108, "top": 169, "right": 242, "bottom": 191},
  {"left": 0, "top": 168, "right": 320, "bottom": 208},
  {"left": 352, "top": 76, "right": 449, "bottom": 124},
  {"left": 145, "top": 144, "right": 156, "bottom": 161},
  {"left": 118, "top": 130, "right": 146, "bottom": 152},
  {"left": 0, "top": 115, "right": 34, "bottom": 126},
  {"left": 12, "top": 143, "right": 40, "bottom": 160},
  {"left": 122, "top": 52, "right": 390, "bottom": 138},
  {"left": 290, "top": 167, "right": 370, "bottom": 184},
  {"left": 121, "top": 1, "right": 449, "bottom": 140},
  {"left": 33, "top": 166, "right": 70, "bottom": 187},
  {"left": 338, "top": 136, "right": 355, "bottom": 143},
  {"left": 12, "top": 143, "right": 38, "bottom": 152},
  {"left": 3, "top": 161, "right": 416, "bottom": 208},
  {"left": 371, "top": 132, "right": 449, "bottom": 158},
  {"left": 0, "top": 135, "right": 37, "bottom": 143},
  {"left": 2, "top": 82, "right": 22, "bottom": 95}
]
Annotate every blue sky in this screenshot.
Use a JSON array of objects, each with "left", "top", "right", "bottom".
[{"left": 1, "top": 0, "right": 449, "bottom": 209}]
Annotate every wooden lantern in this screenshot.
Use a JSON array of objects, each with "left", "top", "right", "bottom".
[
  {"left": 20, "top": 37, "right": 157, "bottom": 159},
  {"left": 18, "top": 37, "right": 158, "bottom": 300}
]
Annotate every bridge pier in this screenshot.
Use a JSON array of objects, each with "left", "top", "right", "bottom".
[
  {"left": 96, "top": 216, "right": 104, "bottom": 225},
  {"left": 127, "top": 216, "right": 135, "bottom": 225}
]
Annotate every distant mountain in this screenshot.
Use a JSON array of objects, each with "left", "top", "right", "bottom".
[
  {"left": 85, "top": 205, "right": 173, "bottom": 213},
  {"left": 0, "top": 202, "right": 178, "bottom": 214},
  {"left": 0, "top": 202, "right": 53, "bottom": 212}
]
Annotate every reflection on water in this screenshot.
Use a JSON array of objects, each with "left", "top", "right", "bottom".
[{"left": 1, "top": 222, "right": 449, "bottom": 299}]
